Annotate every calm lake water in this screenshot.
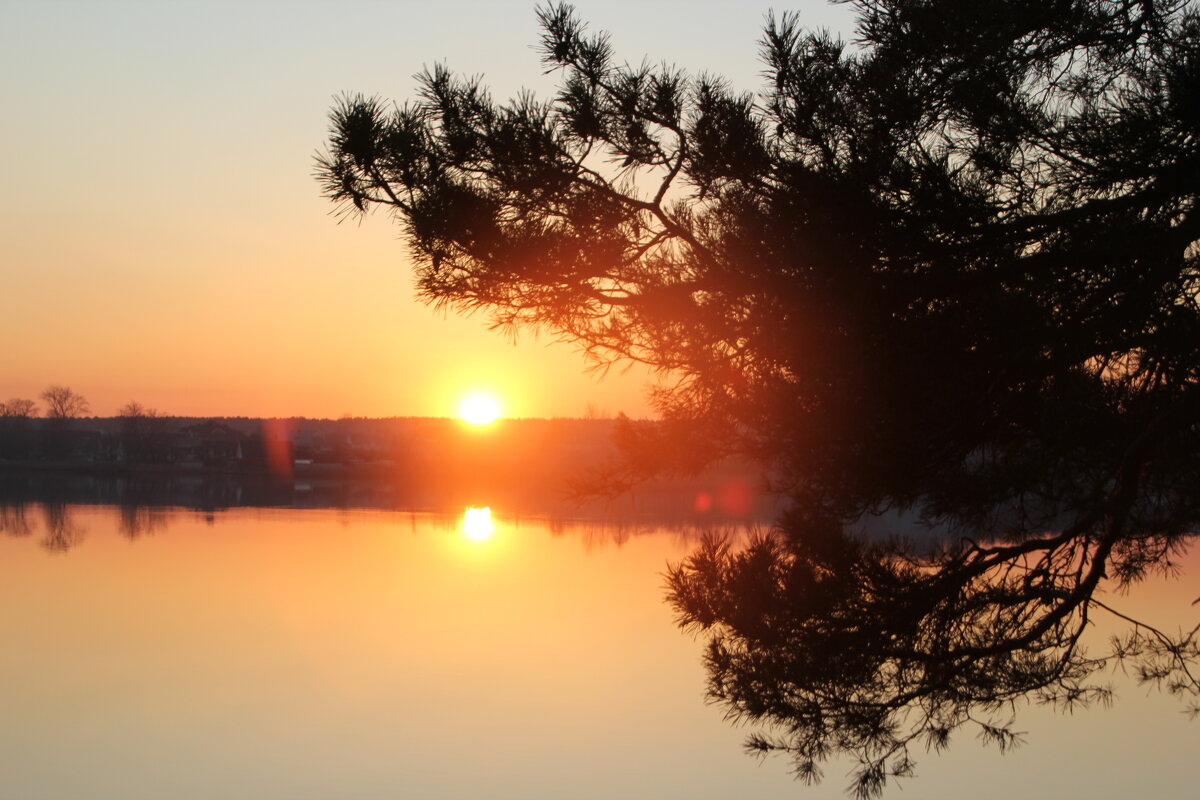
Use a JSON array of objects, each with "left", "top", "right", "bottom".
[{"left": 1, "top": 502, "right": 1195, "bottom": 799}]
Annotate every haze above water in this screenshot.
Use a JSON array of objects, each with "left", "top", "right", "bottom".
[{"left": 1, "top": 503, "right": 1194, "bottom": 799}]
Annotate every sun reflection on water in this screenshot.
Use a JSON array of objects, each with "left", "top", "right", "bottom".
[{"left": 461, "top": 506, "right": 494, "bottom": 541}]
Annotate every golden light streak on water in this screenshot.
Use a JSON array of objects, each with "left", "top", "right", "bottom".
[{"left": 462, "top": 506, "right": 495, "bottom": 541}]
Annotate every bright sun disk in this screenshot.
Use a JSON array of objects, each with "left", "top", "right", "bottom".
[{"left": 458, "top": 392, "right": 502, "bottom": 425}]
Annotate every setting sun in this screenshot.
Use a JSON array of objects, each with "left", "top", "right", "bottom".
[{"left": 457, "top": 392, "right": 502, "bottom": 425}]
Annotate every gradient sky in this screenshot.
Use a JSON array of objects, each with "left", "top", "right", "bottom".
[{"left": 0, "top": 0, "right": 853, "bottom": 419}]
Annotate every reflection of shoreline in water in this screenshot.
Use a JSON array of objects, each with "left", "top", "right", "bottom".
[
  {"left": 0, "top": 467, "right": 776, "bottom": 520},
  {"left": 429, "top": 506, "right": 768, "bottom": 552},
  {"left": 0, "top": 499, "right": 769, "bottom": 553},
  {"left": 0, "top": 470, "right": 778, "bottom": 552},
  {"left": 1, "top": 499, "right": 90, "bottom": 552}
]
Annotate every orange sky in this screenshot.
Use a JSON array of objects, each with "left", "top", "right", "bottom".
[{"left": 0, "top": 1, "right": 852, "bottom": 419}]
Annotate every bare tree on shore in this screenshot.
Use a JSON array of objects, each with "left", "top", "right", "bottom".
[
  {"left": 0, "top": 398, "right": 37, "bottom": 417},
  {"left": 40, "top": 386, "right": 89, "bottom": 420}
]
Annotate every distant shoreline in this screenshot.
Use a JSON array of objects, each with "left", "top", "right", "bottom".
[{"left": 0, "top": 414, "right": 774, "bottom": 520}]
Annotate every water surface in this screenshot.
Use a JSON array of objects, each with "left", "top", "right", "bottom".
[{"left": 1, "top": 503, "right": 1194, "bottom": 799}]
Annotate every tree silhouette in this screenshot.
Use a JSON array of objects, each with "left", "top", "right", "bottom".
[
  {"left": 0, "top": 399, "right": 39, "bottom": 460},
  {"left": 117, "top": 401, "right": 164, "bottom": 463},
  {"left": 40, "top": 386, "right": 89, "bottom": 420},
  {"left": 0, "top": 398, "right": 37, "bottom": 418},
  {"left": 319, "top": 0, "right": 1200, "bottom": 794}
]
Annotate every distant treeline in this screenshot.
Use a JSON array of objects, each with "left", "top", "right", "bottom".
[
  {"left": 0, "top": 413, "right": 618, "bottom": 477},
  {"left": 0, "top": 414, "right": 768, "bottom": 517}
]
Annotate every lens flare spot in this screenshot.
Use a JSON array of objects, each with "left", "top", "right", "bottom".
[{"left": 462, "top": 506, "right": 494, "bottom": 541}]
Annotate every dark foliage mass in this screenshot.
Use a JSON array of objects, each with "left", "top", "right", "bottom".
[{"left": 319, "top": 0, "right": 1200, "bottom": 794}]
